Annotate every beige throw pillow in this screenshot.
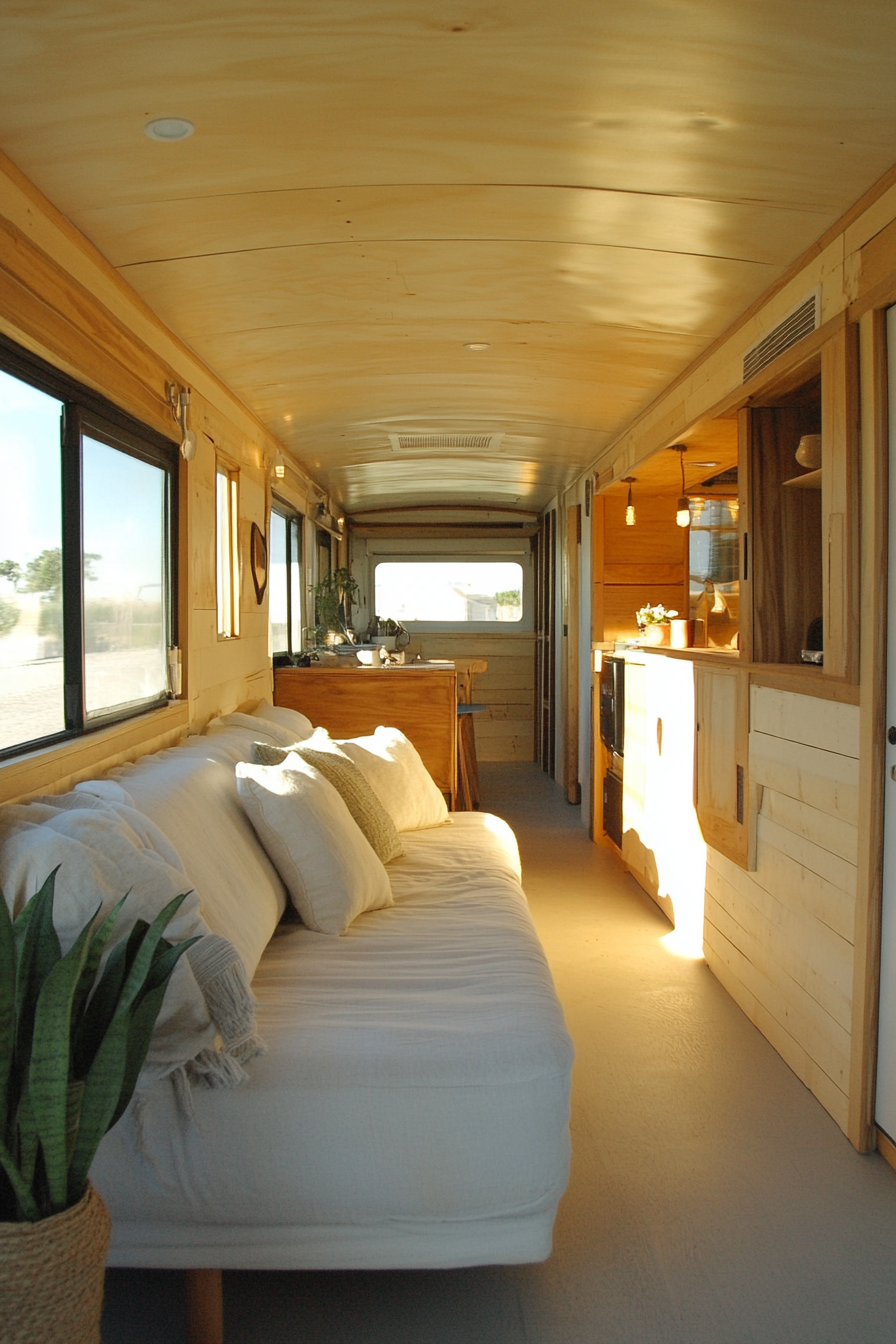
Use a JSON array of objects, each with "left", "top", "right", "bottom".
[
  {"left": 235, "top": 754, "right": 393, "bottom": 935},
  {"left": 250, "top": 731, "right": 404, "bottom": 863},
  {"left": 338, "top": 726, "right": 450, "bottom": 832}
]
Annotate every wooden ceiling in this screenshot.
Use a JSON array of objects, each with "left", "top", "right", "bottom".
[{"left": 2, "top": 1, "right": 895, "bottom": 512}]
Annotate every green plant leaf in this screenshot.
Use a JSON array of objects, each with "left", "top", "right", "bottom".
[
  {"left": 14, "top": 1085, "right": 39, "bottom": 1194},
  {"left": 66, "top": 893, "right": 190, "bottom": 1197},
  {"left": 70, "top": 893, "right": 128, "bottom": 1028},
  {"left": 72, "top": 920, "right": 145, "bottom": 1078},
  {"left": 14, "top": 869, "right": 62, "bottom": 1078},
  {"left": 29, "top": 914, "right": 98, "bottom": 1211},
  {"left": 113, "top": 895, "right": 189, "bottom": 1018},
  {"left": 65, "top": 1009, "right": 131, "bottom": 1202},
  {"left": 0, "top": 892, "right": 16, "bottom": 1138},
  {"left": 0, "top": 1130, "right": 39, "bottom": 1222}
]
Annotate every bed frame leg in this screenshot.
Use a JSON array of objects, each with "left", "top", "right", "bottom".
[{"left": 185, "top": 1268, "right": 224, "bottom": 1344}]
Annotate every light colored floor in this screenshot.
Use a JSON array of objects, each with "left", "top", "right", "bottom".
[{"left": 103, "top": 763, "right": 896, "bottom": 1343}]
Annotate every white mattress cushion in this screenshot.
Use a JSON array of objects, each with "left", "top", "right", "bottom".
[
  {"left": 107, "top": 734, "right": 287, "bottom": 979},
  {"left": 339, "top": 726, "right": 449, "bottom": 831},
  {"left": 93, "top": 813, "right": 573, "bottom": 1268},
  {"left": 235, "top": 755, "right": 393, "bottom": 934}
]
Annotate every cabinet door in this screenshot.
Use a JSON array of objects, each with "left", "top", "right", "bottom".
[{"left": 694, "top": 665, "right": 754, "bottom": 869}]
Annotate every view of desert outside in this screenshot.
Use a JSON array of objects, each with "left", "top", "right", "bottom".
[
  {"left": 81, "top": 436, "right": 167, "bottom": 719},
  {"left": 0, "top": 370, "right": 65, "bottom": 751},
  {"left": 0, "top": 371, "right": 169, "bottom": 755},
  {"left": 374, "top": 561, "right": 524, "bottom": 623}
]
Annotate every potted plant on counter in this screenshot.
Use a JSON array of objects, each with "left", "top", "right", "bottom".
[
  {"left": 0, "top": 870, "right": 197, "bottom": 1344},
  {"left": 313, "top": 566, "right": 360, "bottom": 643},
  {"left": 636, "top": 603, "right": 678, "bottom": 646}
]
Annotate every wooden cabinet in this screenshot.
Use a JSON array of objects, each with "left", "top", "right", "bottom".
[
  {"left": 739, "top": 325, "right": 858, "bottom": 681},
  {"left": 694, "top": 663, "right": 754, "bottom": 869},
  {"left": 274, "top": 665, "right": 458, "bottom": 803}
]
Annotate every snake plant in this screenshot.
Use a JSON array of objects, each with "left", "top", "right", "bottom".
[{"left": 0, "top": 868, "right": 198, "bottom": 1222}]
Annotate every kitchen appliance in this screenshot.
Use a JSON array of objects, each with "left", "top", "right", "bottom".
[{"left": 599, "top": 655, "right": 625, "bottom": 848}]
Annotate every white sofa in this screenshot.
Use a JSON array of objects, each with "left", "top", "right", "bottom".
[{"left": 2, "top": 705, "right": 574, "bottom": 1275}]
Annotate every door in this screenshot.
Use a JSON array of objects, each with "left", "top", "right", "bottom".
[{"left": 875, "top": 305, "right": 896, "bottom": 1138}]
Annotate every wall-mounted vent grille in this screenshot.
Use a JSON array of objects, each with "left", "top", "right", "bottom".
[
  {"left": 702, "top": 466, "right": 738, "bottom": 488},
  {"left": 388, "top": 432, "right": 504, "bottom": 453},
  {"left": 742, "top": 292, "right": 819, "bottom": 383}
]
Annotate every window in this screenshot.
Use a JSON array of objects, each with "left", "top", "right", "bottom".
[
  {"left": 0, "top": 339, "right": 177, "bottom": 759},
  {"left": 689, "top": 499, "right": 740, "bottom": 650},
  {"left": 269, "top": 505, "right": 303, "bottom": 655},
  {"left": 216, "top": 465, "right": 240, "bottom": 638},
  {"left": 374, "top": 560, "right": 525, "bottom": 625}
]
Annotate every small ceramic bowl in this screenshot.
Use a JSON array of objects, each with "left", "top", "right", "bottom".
[{"left": 795, "top": 434, "right": 822, "bottom": 469}]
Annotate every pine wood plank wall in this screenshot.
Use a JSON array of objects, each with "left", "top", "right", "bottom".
[
  {"left": 411, "top": 633, "right": 535, "bottom": 762},
  {"left": 704, "top": 685, "right": 860, "bottom": 1134}
]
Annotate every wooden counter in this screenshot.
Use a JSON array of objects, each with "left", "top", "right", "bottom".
[{"left": 274, "top": 665, "right": 458, "bottom": 804}]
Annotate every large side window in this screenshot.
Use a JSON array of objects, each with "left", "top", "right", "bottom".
[
  {"left": 373, "top": 559, "right": 525, "bottom": 627},
  {"left": 0, "top": 342, "right": 177, "bottom": 759},
  {"left": 269, "top": 504, "right": 303, "bottom": 656}
]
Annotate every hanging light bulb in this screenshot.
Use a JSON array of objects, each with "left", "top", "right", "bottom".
[
  {"left": 623, "top": 477, "right": 636, "bottom": 526},
  {"left": 670, "top": 445, "right": 690, "bottom": 527}
]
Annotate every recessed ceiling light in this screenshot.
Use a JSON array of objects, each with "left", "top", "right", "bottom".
[
  {"left": 689, "top": 461, "right": 720, "bottom": 468},
  {"left": 144, "top": 117, "right": 194, "bottom": 142},
  {"left": 463, "top": 342, "right": 491, "bottom": 351}
]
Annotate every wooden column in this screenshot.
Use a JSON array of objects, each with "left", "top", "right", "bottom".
[{"left": 185, "top": 1269, "right": 223, "bottom": 1344}]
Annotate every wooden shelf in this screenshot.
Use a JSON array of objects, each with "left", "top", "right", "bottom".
[{"left": 782, "top": 467, "right": 822, "bottom": 489}]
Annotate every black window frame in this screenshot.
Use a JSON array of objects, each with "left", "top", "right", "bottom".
[
  {"left": 0, "top": 333, "right": 179, "bottom": 762},
  {"left": 269, "top": 498, "right": 304, "bottom": 657}
]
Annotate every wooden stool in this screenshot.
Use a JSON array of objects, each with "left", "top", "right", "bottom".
[
  {"left": 452, "top": 657, "right": 488, "bottom": 811},
  {"left": 457, "top": 703, "right": 487, "bottom": 810}
]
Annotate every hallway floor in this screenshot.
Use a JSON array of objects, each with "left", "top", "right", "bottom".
[{"left": 103, "top": 763, "right": 896, "bottom": 1343}]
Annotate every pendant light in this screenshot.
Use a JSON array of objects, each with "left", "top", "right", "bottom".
[
  {"left": 670, "top": 445, "right": 690, "bottom": 527},
  {"left": 623, "top": 477, "right": 636, "bottom": 526}
]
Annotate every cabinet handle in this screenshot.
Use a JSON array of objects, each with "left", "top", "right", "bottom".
[{"left": 742, "top": 531, "right": 749, "bottom": 582}]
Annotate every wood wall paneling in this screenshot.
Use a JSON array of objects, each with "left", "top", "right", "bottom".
[
  {"left": 694, "top": 663, "right": 754, "bottom": 869},
  {"left": 274, "top": 666, "right": 458, "bottom": 799},
  {"left": 849, "top": 306, "right": 890, "bottom": 1151},
  {"left": 749, "top": 404, "right": 823, "bottom": 665}
]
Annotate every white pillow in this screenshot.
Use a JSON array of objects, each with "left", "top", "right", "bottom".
[
  {"left": 106, "top": 736, "right": 287, "bottom": 978},
  {"left": 251, "top": 699, "right": 314, "bottom": 742},
  {"left": 338, "top": 726, "right": 450, "bottom": 832},
  {"left": 0, "top": 791, "right": 261, "bottom": 1088},
  {"left": 235, "top": 755, "right": 393, "bottom": 935}
]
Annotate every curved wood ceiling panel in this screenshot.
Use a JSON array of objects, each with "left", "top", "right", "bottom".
[{"left": 2, "top": 0, "right": 895, "bottom": 508}]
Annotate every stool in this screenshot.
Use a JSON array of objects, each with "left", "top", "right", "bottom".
[{"left": 457, "top": 703, "right": 487, "bottom": 810}]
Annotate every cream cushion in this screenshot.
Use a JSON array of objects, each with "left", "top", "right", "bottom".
[
  {"left": 235, "top": 755, "right": 393, "bottom": 934},
  {"left": 106, "top": 735, "right": 288, "bottom": 978},
  {"left": 338, "top": 727, "right": 450, "bottom": 832},
  {"left": 251, "top": 699, "right": 314, "bottom": 742},
  {"left": 250, "top": 729, "right": 404, "bottom": 864}
]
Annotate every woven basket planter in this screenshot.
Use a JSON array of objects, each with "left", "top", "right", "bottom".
[{"left": 0, "top": 1184, "right": 111, "bottom": 1344}]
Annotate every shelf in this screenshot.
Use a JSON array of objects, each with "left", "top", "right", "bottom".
[{"left": 782, "top": 467, "right": 822, "bottom": 489}]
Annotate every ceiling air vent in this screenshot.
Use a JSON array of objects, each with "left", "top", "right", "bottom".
[
  {"left": 388, "top": 432, "right": 504, "bottom": 453},
  {"left": 742, "top": 291, "right": 819, "bottom": 383}
]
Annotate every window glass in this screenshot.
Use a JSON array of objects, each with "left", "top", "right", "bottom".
[
  {"left": 82, "top": 436, "right": 168, "bottom": 718},
  {"left": 0, "top": 370, "right": 65, "bottom": 750},
  {"left": 289, "top": 517, "right": 302, "bottom": 652},
  {"left": 374, "top": 561, "right": 524, "bottom": 623},
  {"left": 269, "top": 511, "right": 288, "bottom": 652},
  {"left": 216, "top": 466, "right": 239, "bottom": 638},
  {"left": 269, "top": 507, "right": 304, "bottom": 655},
  {"left": 689, "top": 498, "right": 740, "bottom": 650}
]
